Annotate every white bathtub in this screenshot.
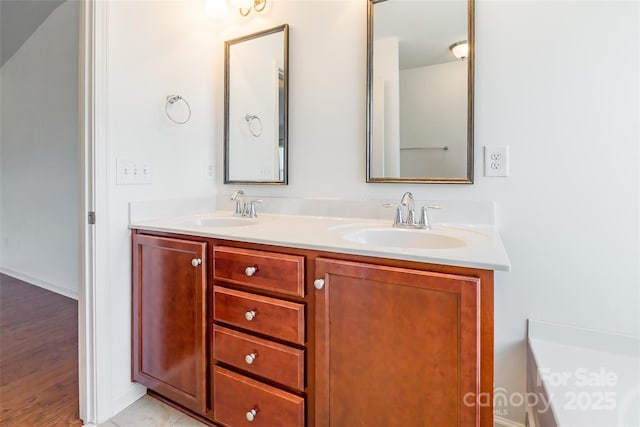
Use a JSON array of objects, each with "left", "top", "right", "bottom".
[{"left": 527, "top": 320, "right": 640, "bottom": 427}]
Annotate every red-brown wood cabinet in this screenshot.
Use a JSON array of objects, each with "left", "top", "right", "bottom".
[
  {"left": 131, "top": 230, "right": 494, "bottom": 427},
  {"left": 131, "top": 234, "right": 208, "bottom": 414}
]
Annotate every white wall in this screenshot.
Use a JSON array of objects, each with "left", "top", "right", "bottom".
[
  {"left": 0, "top": 1, "right": 79, "bottom": 299},
  {"left": 400, "top": 60, "right": 467, "bottom": 178},
  {"left": 98, "top": 0, "right": 639, "bottom": 425},
  {"left": 101, "top": 0, "right": 218, "bottom": 417},
  {"left": 372, "top": 36, "right": 400, "bottom": 176}
]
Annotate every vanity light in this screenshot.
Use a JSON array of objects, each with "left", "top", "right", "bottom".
[
  {"left": 449, "top": 40, "right": 469, "bottom": 60},
  {"left": 231, "top": 0, "right": 267, "bottom": 16}
]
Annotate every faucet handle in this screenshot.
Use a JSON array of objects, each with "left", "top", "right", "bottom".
[
  {"left": 230, "top": 189, "right": 245, "bottom": 201},
  {"left": 247, "top": 199, "right": 263, "bottom": 218},
  {"left": 383, "top": 203, "right": 403, "bottom": 226},
  {"left": 233, "top": 200, "right": 244, "bottom": 217},
  {"left": 230, "top": 190, "right": 246, "bottom": 217},
  {"left": 416, "top": 205, "right": 441, "bottom": 229}
]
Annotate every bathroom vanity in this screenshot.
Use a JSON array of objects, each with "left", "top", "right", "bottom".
[{"left": 130, "top": 207, "right": 509, "bottom": 427}]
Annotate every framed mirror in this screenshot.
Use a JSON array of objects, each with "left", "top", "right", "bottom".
[
  {"left": 366, "top": 0, "right": 474, "bottom": 183},
  {"left": 225, "top": 25, "right": 289, "bottom": 184}
]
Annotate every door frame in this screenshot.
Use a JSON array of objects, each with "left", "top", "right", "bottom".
[{"left": 79, "top": 0, "right": 110, "bottom": 424}]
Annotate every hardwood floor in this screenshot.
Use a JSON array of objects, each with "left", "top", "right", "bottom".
[{"left": 0, "top": 273, "right": 82, "bottom": 426}]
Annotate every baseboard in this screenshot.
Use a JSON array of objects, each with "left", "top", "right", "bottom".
[
  {"left": 0, "top": 267, "right": 79, "bottom": 300},
  {"left": 109, "top": 383, "right": 147, "bottom": 422},
  {"left": 495, "top": 415, "right": 526, "bottom": 427}
]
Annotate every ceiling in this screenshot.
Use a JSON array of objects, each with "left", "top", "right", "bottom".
[
  {"left": 373, "top": 0, "right": 468, "bottom": 70},
  {"left": 0, "top": 0, "right": 65, "bottom": 67}
]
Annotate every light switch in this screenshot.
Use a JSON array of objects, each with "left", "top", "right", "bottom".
[{"left": 117, "top": 157, "right": 152, "bottom": 185}]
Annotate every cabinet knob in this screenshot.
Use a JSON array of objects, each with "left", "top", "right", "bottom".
[
  {"left": 245, "top": 266, "right": 257, "bottom": 277},
  {"left": 191, "top": 258, "right": 202, "bottom": 267},
  {"left": 244, "top": 353, "right": 257, "bottom": 365},
  {"left": 246, "top": 408, "right": 258, "bottom": 422},
  {"left": 245, "top": 310, "right": 257, "bottom": 321},
  {"left": 314, "top": 279, "right": 325, "bottom": 289}
]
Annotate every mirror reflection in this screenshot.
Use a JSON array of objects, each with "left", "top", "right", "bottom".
[
  {"left": 225, "top": 25, "right": 288, "bottom": 184},
  {"left": 367, "top": 0, "right": 474, "bottom": 183}
]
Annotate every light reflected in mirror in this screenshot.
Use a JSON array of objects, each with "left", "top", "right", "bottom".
[
  {"left": 367, "top": 0, "right": 474, "bottom": 183},
  {"left": 225, "top": 25, "right": 288, "bottom": 184}
]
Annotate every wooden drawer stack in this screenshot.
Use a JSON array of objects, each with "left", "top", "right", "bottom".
[{"left": 212, "top": 246, "right": 306, "bottom": 427}]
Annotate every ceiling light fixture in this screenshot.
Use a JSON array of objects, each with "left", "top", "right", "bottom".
[
  {"left": 232, "top": 0, "right": 267, "bottom": 16},
  {"left": 449, "top": 40, "right": 469, "bottom": 60}
]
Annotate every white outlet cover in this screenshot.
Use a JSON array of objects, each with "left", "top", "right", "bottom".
[
  {"left": 484, "top": 146, "right": 509, "bottom": 177},
  {"left": 205, "top": 162, "right": 215, "bottom": 181}
]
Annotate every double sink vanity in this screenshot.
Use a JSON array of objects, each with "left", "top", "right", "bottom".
[
  {"left": 131, "top": 0, "right": 497, "bottom": 423},
  {"left": 130, "top": 195, "right": 510, "bottom": 427}
]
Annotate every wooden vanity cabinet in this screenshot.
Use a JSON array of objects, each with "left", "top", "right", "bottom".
[
  {"left": 314, "top": 257, "right": 491, "bottom": 427},
  {"left": 132, "top": 231, "right": 494, "bottom": 427},
  {"left": 211, "top": 246, "right": 307, "bottom": 427},
  {"left": 131, "top": 233, "right": 208, "bottom": 414}
]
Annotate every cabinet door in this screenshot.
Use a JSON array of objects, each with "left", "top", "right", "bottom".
[
  {"left": 315, "top": 258, "right": 481, "bottom": 427},
  {"left": 132, "top": 234, "right": 207, "bottom": 414}
]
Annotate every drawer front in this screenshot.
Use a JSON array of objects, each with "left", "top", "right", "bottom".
[
  {"left": 213, "top": 366, "right": 305, "bottom": 427},
  {"left": 214, "top": 287, "right": 305, "bottom": 345},
  {"left": 213, "top": 325, "right": 305, "bottom": 391},
  {"left": 214, "top": 246, "right": 305, "bottom": 297}
]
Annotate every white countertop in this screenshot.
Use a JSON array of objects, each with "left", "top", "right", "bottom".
[{"left": 130, "top": 210, "right": 511, "bottom": 271}]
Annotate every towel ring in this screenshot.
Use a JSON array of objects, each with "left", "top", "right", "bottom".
[
  {"left": 165, "top": 95, "right": 191, "bottom": 124},
  {"left": 245, "top": 114, "right": 263, "bottom": 137}
]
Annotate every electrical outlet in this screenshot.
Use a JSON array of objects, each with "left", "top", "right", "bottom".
[
  {"left": 484, "top": 146, "right": 509, "bottom": 177},
  {"left": 258, "top": 166, "right": 272, "bottom": 179},
  {"left": 205, "top": 162, "right": 215, "bottom": 181}
]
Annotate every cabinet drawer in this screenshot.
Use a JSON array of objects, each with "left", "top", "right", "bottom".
[
  {"left": 214, "top": 246, "right": 305, "bottom": 297},
  {"left": 213, "top": 325, "right": 305, "bottom": 391},
  {"left": 213, "top": 366, "right": 304, "bottom": 427},
  {"left": 214, "top": 287, "right": 305, "bottom": 345}
]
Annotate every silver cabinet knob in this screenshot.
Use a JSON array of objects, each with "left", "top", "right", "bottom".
[
  {"left": 245, "top": 266, "right": 257, "bottom": 276},
  {"left": 245, "top": 310, "right": 257, "bottom": 321},
  {"left": 246, "top": 408, "right": 257, "bottom": 422},
  {"left": 314, "top": 279, "right": 325, "bottom": 289},
  {"left": 191, "top": 258, "right": 202, "bottom": 267},
  {"left": 245, "top": 353, "right": 257, "bottom": 364}
]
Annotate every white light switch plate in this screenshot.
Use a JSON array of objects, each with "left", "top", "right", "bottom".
[{"left": 117, "top": 157, "right": 152, "bottom": 185}]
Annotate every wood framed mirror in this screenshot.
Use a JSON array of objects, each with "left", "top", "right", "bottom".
[
  {"left": 366, "top": 0, "right": 474, "bottom": 183},
  {"left": 224, "top": 25, "right": 289, "bottom": 184}
]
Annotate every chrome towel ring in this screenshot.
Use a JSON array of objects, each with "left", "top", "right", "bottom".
[
  {"left": 245, "top": 114, "right": 263, "bottom": 137},
  {"left": 165, "top": 95, "right": 191, "bottom": 124}
]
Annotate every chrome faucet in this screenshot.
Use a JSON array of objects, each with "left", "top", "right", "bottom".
[
  {"left": 400, "top": 192, "right": 415, "bottom": 225},
  {"left": 230, "top": 190, "right": 262, "bottom": 218},
  {"left": 385, "top": 192, "right": 440, "bottom": 229}
]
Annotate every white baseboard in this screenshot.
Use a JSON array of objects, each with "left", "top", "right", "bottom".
[
  {"left": 108, "top": 384, "right": 147, "bottom": 422},
  {"left": 495, "top": 415, "right": 526, "bottom": 427},
  {"left": 1, "top": 267, "right": 79, "bottom": 300}
]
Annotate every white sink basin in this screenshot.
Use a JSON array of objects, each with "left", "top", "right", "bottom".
[
  {"left": 181, "top": 217, "right": 258, "bottom": 228},
  {"left": 341, "top": 227, "right": 468, "bottom": 249}
]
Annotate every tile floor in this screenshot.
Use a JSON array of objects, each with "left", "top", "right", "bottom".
[{"left": 99, "top": 395, "right": 208, "bottom": 427}]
